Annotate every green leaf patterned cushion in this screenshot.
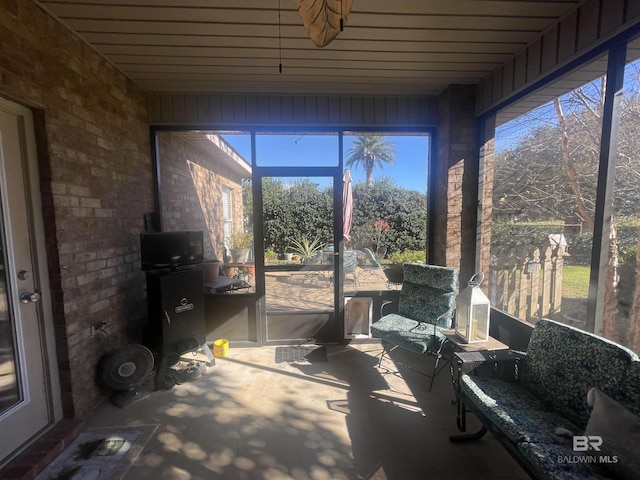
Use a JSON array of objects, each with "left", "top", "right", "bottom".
[
  {"left": 370, "top": 314, "right": 446, "bottom": 354},
  {"left": 518, "top": 442, "right": 604, "bottom": 479},
  {"left": 620, "top": 359, "right": 640, "bottom": 418},
  {"left": 402, "top": 263, "right": 458, "bottom": 291},
  {"left": 397, "top": 263, "right": 458, "bottom": 328},
  {"left": 461, "top": 374, "right": 579, "bottom": 444},
  {"left": 398, "top": 283, "right": 456, "bottom": 328},
  {"left": 521, "top": 318, "right": 636, "bottom": 429}
]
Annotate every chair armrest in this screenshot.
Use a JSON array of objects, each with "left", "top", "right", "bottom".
[
  {"left": 380, "top": 300, "right": 394, "bottom": 317},
  {"left": 436, "top": 309, "right": 455, "bottom": 326}
]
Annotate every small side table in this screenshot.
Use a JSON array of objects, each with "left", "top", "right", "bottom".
[
  {"left": 439, "top": 330, "right": 508, "bottom": 397},
  {"left": 438, "top": 332, "right": 507, "bottom": 432},
  {"left": 450, "top": 349, "right": 525, "bottom": 441},
  {"left": 440, "top": 330, "right": 509, "bottom": 353}
]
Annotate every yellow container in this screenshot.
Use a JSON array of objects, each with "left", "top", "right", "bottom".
[{"left": 213, "top": 339, "right": 229, "bottom": 358}]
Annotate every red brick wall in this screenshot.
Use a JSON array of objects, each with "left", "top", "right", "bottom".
[
  {"left": 157, "top": 132, "right": 246, "bottom": 262},
  {"left": 0, "top": 2, "right": 152, "bottom": 418},
  {"left": 435, "top": 85, "right": 478, "bottom": 285},
  {"left": 479, "top": 115, "right": 496, "bottom": 292}
]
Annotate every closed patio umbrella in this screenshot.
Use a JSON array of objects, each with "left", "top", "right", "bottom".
[{"left": 343, "top": 169, "right": 353, "bottom": 243}]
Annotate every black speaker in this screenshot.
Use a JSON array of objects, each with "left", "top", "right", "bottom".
[{"left": 145, "top": 268, "right": 205, "bottom": 358}]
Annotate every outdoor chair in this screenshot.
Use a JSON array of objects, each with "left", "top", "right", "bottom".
[
  {"left": 343, "top": 250, "right": 358, "bottom": 285},
  {"left": 302, "top": 250, "right": 331, "bottom": 286},
  {"left": 359, "top": 248, "right": 384, "bottom": 285},
  {"left": 370, "top": 263, "right": 459, "bottom": 390},
  {"left": 329, "top": 250, "right": 358, "bottom": 286}
]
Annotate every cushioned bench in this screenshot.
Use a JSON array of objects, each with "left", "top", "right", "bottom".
[{"left": 456, "top": 318, "right": 640, "bottom": 480}]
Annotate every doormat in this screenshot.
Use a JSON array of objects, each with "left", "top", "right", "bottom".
[
  {"left": 34, "top": 424, "right": 158, "bottom": 480},
  {"left": 275, "top": 345, "right": 328, "bottom": 363}
]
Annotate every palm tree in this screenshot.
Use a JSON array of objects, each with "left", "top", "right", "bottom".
[{"left": 345, "top": 135, "right": 396, "bottom": 186}]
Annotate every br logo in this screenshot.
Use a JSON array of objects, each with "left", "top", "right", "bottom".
[{"left": 573, "top": 435, "right": 603, "bottom": 452}]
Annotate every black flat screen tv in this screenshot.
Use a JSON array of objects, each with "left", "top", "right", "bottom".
[{"left": 140, "top": 231, "right": 204, "bottom": 271}]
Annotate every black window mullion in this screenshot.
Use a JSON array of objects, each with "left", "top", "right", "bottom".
[{"left": 587, "top": 41, "right": 627, "bottom": 334}]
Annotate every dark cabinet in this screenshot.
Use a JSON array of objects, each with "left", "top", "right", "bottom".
[{"left": 144, "top": 268, "right": 207, "bottom": 387}]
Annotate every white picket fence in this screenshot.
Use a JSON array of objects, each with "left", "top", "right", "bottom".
[{"left": 489, "top": 238, "right": 566, "bottom": 323}]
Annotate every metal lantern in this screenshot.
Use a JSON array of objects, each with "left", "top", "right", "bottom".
[{"left": 455, "top": 272, "right": 491, "bottom": 343}]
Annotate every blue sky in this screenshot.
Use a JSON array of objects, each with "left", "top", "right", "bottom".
[{"left": 222, "top": 133, "right": 429, "bottom": 192}]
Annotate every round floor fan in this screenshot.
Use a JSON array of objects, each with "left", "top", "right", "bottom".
[{"left": 99, "top": 344, "right": 154, "bottom": 408}]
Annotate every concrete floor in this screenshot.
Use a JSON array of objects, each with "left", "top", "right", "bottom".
[{"left": 85, "top": 343, "right": 529, "bottom": 480}]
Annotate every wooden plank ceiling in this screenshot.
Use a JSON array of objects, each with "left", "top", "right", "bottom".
[{"left": 35, "top": 0, "right": 582, "bottom": 96}]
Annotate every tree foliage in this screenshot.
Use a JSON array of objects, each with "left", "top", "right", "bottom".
[
  {"left": 492, "top": 63, "right": 640, "bottom": 345},
  {"left": 260, "top": 176, "right": 426, "bottom": 257},
  {"left": 261, "top": 178, "right": 333, "bottom": 254},
  {"left": 350, "top": 177, "right": 427, "bottom": 254},
  {"left": 493, "top": 74, "right": 640, "bottom": 224},
  {"left": 345, "top": 135, "right": 396, "bottom": 186}
]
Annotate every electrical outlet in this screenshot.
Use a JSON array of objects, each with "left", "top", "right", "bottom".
[{"left": 91, "top": 321, "right": 106, "bottom": 336}]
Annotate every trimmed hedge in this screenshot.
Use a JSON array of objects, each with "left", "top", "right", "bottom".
[{"left": 491, "top": 223, "right": 638, "bottom": 268}]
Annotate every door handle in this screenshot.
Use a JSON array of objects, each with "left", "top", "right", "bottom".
[{"left": 20, "top": 292, "right": 41, "bottom": 304}]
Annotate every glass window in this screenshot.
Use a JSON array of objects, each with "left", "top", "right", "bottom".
[
  {"left": 222, "top": 186, "right": 232, "bottom": 245},
  {"left": 488, "top": 54, "right": 608, "bottom": 328},
  {"left": 343, "top": 133, "right": 429, "bottom": 292},
  {"left": 157, "top": 130, "right": 254, "bottom": 293},
  {"left": 157, "top": 129, "right": 430, "bottom": 303},
  {"left": 608, "top": 37, "right": 640, "bottom": 351},
  {"left": 255, "top": 133, "right": 338, "bottom": 167}
]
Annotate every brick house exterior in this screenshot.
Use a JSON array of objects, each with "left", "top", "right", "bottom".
[{"left": 157, "top": 131, "right": 250, "bottom": 262}]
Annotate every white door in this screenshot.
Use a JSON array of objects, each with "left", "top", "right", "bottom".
[{"left": 0, "top": 99, "right": 58, "bottom": 465}]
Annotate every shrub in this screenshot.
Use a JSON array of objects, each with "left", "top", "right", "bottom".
[
  {"left": 264, "top": 248, "right": 278, "bottom": 262},
  {"left": 388, "top": 249, "right": 425, "bottom": 265},
  {"left": 288, "top": 236, "right": 325, "bottom": 263},
  {"left": 229, "top": 232, "right": 253, "bottom": 249},
  {"left": 620, "top": 244, "right": 638, "bottom": 268},
  {"left": 490, "top": 223, "right": 639, "bottom": 267}
]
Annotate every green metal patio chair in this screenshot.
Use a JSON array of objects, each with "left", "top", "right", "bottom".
[
  {"left": 371, "top": 263, "right": 459, "bottom": 390},
  {"left": 329, "top": 250, "right": 359, "bottom": 286},
  {"left": 359, "top": 247, "right": 383, "bottom": 285}
]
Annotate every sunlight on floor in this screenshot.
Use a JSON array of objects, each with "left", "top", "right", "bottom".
[{"left": 85, "top": 345, "right": 529, "bottom": 480}]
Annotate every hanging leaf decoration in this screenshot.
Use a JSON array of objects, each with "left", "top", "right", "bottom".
[{"left": 295, "top": 0, "right": 352, "bottom": 47}]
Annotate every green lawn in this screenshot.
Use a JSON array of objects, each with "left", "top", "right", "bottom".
[{"left": 562, "top": 265, "right": 590, "bottom": 299}]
